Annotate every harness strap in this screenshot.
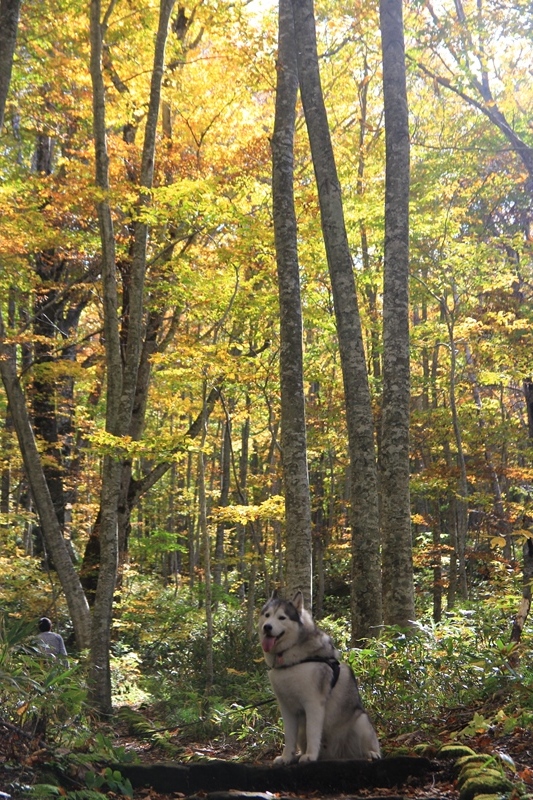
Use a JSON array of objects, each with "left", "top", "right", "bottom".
[{"left": 271, "top": 656, "right": 341, "bottom": 688}]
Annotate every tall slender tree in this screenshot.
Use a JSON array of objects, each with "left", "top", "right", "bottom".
[
  {"left": 0, "top": 0, "right": 21, "bottom": 129},
  {"left": 290, "top": 0, "right": 382, "bottom": 640},
  {"left": 88, "top": 0, "right": 176, "bottom": 714},
  {"left": 271, "top": 0, "right": 312, "bottom": 604},
  {"left": 379, "top": 0, "right": 415, "bottom": 627}
]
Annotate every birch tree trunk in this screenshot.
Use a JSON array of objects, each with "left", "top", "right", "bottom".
[
  {"left": 272, "top": 0, "right": 312, "bottom": 604},
  {"left": 290, "top": 0, "right": 382, "bottom": 638},
  {"left": 379, "top": 0, "right": 415, "bottom": 627},
  {"left": 88, "top": 0, "right": 175, "bottom": 715}
]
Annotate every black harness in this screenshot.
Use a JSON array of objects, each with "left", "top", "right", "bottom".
[{"left": 272, "top": 655, "right": 341, "bottom": 688}]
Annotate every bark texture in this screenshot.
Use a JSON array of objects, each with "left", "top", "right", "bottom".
[
  {"left": 379, "top": 0, "right": 415, "bottom": 627},
  {"left": 290, "top": 0, "right": 382, "bottom": 638},
  {"left": 0, "top": 0, "right": 21, "bottom": 129},
  {"left": 272, "top": 0, "right": 312, "bottom": 604}
]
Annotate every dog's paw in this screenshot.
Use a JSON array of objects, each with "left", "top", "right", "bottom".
[
  {"left": 273, "top": 754, "right": 297, "bottom": 766},
  {"left": 298, "top": 754, "right": 318, "bottom": 764}
]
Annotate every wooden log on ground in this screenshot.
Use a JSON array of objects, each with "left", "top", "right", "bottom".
[{"left": 109, "top": 755, "right": 437, "bottom": 795}]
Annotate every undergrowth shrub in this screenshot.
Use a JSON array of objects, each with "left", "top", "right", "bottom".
[
  {"left": 347, "top": 608, "right": 533, "bottom": 742},
  {"left": 0, "top": 614, "right": 86, "bottom": 740}
]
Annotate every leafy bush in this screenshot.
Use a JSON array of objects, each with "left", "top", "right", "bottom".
[
  {"left": 0, "top": 614, "right": 86, "bottom": 738},
  {"left": 346, "top": 608, "right": 533, "bottom": 743}
]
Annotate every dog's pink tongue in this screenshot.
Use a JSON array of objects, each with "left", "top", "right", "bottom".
[{"left": 262, "top": 635, "right": 276, "bottom": 653}]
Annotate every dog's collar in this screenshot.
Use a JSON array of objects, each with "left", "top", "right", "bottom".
[{"left": 270, "top": 655, "right": 341, "bottom": 688}]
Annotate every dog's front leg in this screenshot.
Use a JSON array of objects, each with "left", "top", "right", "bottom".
[
  {"left": 274, "top": 703, "right": 300, "bottom": 766},
  {"left": 299, "top": 701, "right": 326, "bottom": 763}
]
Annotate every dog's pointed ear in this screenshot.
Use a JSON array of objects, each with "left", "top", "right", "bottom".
[{"left": 291, "top": 590, "right": 304, "bottom": 612}]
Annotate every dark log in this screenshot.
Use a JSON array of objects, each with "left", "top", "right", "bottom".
[
  {"left": 186, "top": 795, "right": 409, "bottom": 800},
  {"left": 109, "top": 756, "right": 437, "bottom": 795}
]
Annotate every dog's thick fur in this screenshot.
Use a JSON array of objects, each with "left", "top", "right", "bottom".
[{"left": 259, "top": 592, "right": 380, "bottom": 764}]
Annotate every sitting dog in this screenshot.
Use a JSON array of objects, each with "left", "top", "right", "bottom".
[{"left": 259, "top": 591, "right": 380, "bottom": 764}]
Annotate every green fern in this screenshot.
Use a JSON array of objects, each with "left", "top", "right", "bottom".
[{"left": 116, "top": 705, "right": 156, "bottom": 736}]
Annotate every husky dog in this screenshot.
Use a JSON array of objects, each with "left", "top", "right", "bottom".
[{"left": 259, "top": 591, "right": 380, "bottom": 764}]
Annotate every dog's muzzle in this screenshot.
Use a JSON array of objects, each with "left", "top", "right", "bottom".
[{"left": 261, "top": 623, "right": 282, "bottom": 653}]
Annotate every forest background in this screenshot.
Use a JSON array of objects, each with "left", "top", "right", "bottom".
[{"left": 1, "top": 0, "right": 533, "bottom": 791}]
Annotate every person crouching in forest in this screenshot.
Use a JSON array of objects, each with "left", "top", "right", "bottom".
[{"left": 37, "top": 617, "right": 68, "bottom": 663}]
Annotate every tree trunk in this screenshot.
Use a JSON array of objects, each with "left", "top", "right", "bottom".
[
  {"left": 88, "top": 0, "right": 176, "bottom": 715},
  {"left": 0, "top": 0, "right": 21, "bottom": 129},
  {"left": 310, "top": 455, "right": 328, "bottom": 620},
  {"left": 509, "top": 385, "right": 533, "bottom": 662},
  {"left": 236, "top": 412, "right": 250, "bottom": 599},
  {"left": 432, "top": 518, "right": 442, "bottom": 623},
  {"left": 0, "top": 327, "right": 91, "bottom": 648},
  {"left": 379, "top": 0, "right": 415, "bottom": 628},
  {"left": 443, "top": 300, "right": 468, "bottom": 599},
  {"left": 0, "top": 404, "right": 12, "bottom": 520},
  {"left": 197, "top": 390, "right": 214, "bottom": 690},
  {"left": 523, "top": 380, "right": 533, "bottom": 440},
  {"left": 1, "top": 295, "right": 15, "bottom": 525},
  {"left": 290, "top": 0, "right": 382, "bottom": 640},
  {"left": 213, "top": 418, "right": 231, "bottom": 588},
  {"left": 357, "top": 54, "right": 382, "bottom": 390},
  {"left": 272, "top": 0, "right": 313, "bottom": 604},
  {"left": 509, "top": 538, "right": 533, "bottom": 665}
]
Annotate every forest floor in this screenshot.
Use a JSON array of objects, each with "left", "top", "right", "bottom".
[{"left": 1, "top": 715, "right": 533, "bottom": 800}]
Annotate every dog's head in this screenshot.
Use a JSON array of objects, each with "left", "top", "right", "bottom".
[{"left": 258, "top": 591, "right": 305, "bottom": 654}]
